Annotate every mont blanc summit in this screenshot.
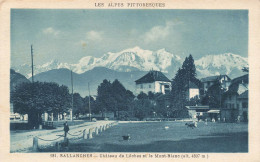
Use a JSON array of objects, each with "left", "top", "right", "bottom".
[{"left": 13, "top": 47, "right": 247, "bottom": 79}]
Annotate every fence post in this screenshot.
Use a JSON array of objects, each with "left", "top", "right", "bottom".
[
  {"left": 55, "top": 142, "right": 60, "bottom": 152},
  {"left": 64, "top": 137, "right": 69, "bottom": 147},
  {"left": 95, "top": 127, "right": 99, "bottom": 135},
  {"left": 89, "top": 128, "right": 93, "bottom": 139},
  {"left": 83, "top": 129, "right": 88, "bottom": 139},
  {"left": 33, "top": 137, "right": 38, "bottom": 152}
]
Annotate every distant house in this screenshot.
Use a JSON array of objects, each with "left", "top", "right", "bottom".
[
  {"left": 135, "top": 70, "right": 171, "bottom": 95},
  {"left": 186, "top": 105, "right": 209, "bottom": 120},
  {"left": 185, "top": 81, "right": 200, "bottom": 100},
  {"left": 201, "top": 75, "right": 231, "bottom": 93},
  {"left": 186, "top": 105, "right": 220, "bottom": 121},
  {"left": 221, "top": 74, "right": 248, "bottom": 122}
]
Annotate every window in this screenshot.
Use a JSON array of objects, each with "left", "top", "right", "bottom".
[{"left": 165, "top": 85, "right": 169, "bottom": 88}]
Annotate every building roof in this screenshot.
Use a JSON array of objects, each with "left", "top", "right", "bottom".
[
  {"left": 185, "top": 106, "right": 209, "bottom": 110},
  {"left": 201, "top": 75, "right": 231, "bottom": 83},
  {"left": 238, "top": 90, "right": 248, "bottom": 99},
  {"left": 207, "top": 110, "right": 220, "bottom": 113},
  {"left": 231, "top": 74, "right": 248, "bottom": 84},
  {"left": 223, "top": 74, "right": 248, "bottom": 97},
  {"left": 135, "top": 70, "right": 171, "bottom": 84}
]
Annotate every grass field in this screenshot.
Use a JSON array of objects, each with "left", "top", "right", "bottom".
[{"left": 40, "top": 121, "right": 248, "bottom": 152}]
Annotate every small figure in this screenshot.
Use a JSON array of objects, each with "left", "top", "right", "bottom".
[
  {"left": 237, "top": 116, "right": 240, "bottom": 123},
  {"left": 165, "top": 126, "right": 169, "bottom": 130},
  {"left": 194, "top": 121, "right": 197, "bottom": 128},
  {"left": 122, "top": 134, "right": 130, "bottom": 140},
  {"left": 64, "top": 121, "right": 69, "bottom": 137}
]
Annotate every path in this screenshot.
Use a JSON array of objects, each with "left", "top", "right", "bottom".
[{"left": 10, "top": 120, "right": 117, "bottom": 152}]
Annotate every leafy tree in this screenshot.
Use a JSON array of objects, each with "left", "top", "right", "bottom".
[
  {"left": 137, "top": 92, "right": 148, "bottom": 100},
  {"left": 52, "top": 85, "right": 71, "bottom": 116},
  {"left": 111, "top": 79, "right": 127, "bottom": 118},
  {"left": 133, "top": 99, "right": 152, "bottom": 120},
  {"left": 12, "top": 82, "right": 71, "bottom": 128},
  {"left": 83, "top": 95, "right": 96, "bottom": 114},
  {"left": 202, "top": 82, "right": 225, "bottom": 108},
  {"left": 125, "top": 90, "right": 135, "bottom": 117},
  {"left": 96, "top": 79, "right": 113, "bottom": 117},
  {"left": 148, "top": 91, "right": 155, "bottom": 100},
  {"left": 72, "top": 93, "right": 84, "bottom": 118}
]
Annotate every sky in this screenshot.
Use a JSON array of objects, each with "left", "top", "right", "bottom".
[{"left": 11, "top": 9, "right": 248, "bottom": 67}]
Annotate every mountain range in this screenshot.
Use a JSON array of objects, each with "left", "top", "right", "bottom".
[{"left": 11, "top": 47, "right": 248, "bottom": 96}]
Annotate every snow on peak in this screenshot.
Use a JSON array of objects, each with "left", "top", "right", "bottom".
[
  {"left": 12, "top": 47, "right": 248, "bottom": 79},
  {"left": 195, "top": 53, "right": 248, "bottom": 78}
]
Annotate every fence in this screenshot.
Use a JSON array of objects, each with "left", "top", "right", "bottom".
[{"left": 32, "top": 122, "right": 118, "bottom": 152}]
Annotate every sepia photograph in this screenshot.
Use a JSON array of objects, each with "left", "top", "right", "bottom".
[{"left": 9, "top": 8, "right": 249, "bottom": 153}]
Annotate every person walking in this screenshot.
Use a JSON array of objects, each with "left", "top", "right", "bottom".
[{"left": 64, "top": 121, "right": 69, "bottom": 137}]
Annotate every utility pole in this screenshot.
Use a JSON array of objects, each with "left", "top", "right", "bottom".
[
  {"left": 88, "top": 82, "right": 91, "bottom": 121},
  {"left": 30, "top": 45, "right": 36, "bottom": 128},
  {"left": 71, "top": 70, "right": 73, "bottom": 121},
  {"left": 31, "top": 45, "right": 34, "bottom": 83}
]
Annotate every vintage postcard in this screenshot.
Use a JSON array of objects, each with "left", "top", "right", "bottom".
[{"left": 0, "top": 0, "right": 260, "bottom": 161}]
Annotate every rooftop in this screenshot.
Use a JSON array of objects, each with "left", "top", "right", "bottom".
[
  {"left": 185, "top": 106, "right": 209, "bottom": 110},
  {"left": 238, "top": 90, "right": 248, "bottom": 99},
  {"left": 201, "top": 75, "right": 231, "bottom": 82},
  {"left": 135, "top": 70, "right": 171, "bottom": 84}
]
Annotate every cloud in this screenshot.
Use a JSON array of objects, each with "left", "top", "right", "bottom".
[
  {"left": 142, "top": 21, "right": 181, "bottom": 44},
  {"left": 42, "top": 27, "right": 60, "bottom": 36},
  {"left": 86, "top": 30, "right": 103, "bottom": 41}
]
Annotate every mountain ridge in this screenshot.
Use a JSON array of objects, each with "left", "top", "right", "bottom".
[{"left": 12, "top": 47, "right": 248, "bottom": 79}]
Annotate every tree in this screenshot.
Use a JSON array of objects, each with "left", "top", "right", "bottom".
[
  {"left": 201, "top": 82, "right": 225, "bottom": 108},
  {"left": 171, "top": 54, "right": 200, "bottom": 117},
  {"left": 125, "top": 90, "right": 135, "bottom": 117},
  {"left": 83, "top": 95, "right": 96, "bottom": 114},
  {"left": 72, "top": 93, "right": 84, "bottom": 118},
  {"left": 96, "top": 79, "right": 113, "bottom": 117},
  {"left": 12, "top": 82, "right": 71, "bottom": 128},
  {"left": 96, "top": 79, "right": 135, "bottom": 119},
  {"left": 111, "top": 79, "right": 127, "bottom": 118}
]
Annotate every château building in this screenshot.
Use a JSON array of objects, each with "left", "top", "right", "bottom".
[{"left": 135, "top": 70, "right": 171, "bottom": 95}]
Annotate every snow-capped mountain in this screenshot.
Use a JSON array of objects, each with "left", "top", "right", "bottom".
[
  {"left": 195, "top": 53, "right": 248, "bottom": 78},
  {"left": 13, "top": 46, "right": 182, "bottom": 78},
  {"left": 12, "top": 47, "right": 248, "bottom": 79}
]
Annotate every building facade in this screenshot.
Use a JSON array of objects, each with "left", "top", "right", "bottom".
[
  {"left": 135, "top": 70, "right": 171, "bottom": 95},
  {"left": 185, "top": 81, "right": 200, "bottom": 100},
  {"left": 221, "top": 74, "right": 248, "bottom": 122},
  {"left": 201, "top": 75, "right": 231, "bottom": 93}
]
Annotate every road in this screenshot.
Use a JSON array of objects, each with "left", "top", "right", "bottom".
[{"left": 10, "top": 120, "right": 117, "bottom": 152}]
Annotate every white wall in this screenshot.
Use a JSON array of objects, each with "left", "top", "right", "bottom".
[
  {"left": 135, "top": 82, "right": 155, "bottom": 95},
  {"left": 135, "top": 81, "right": 171, "bottom": 95},
  {"left": 189, "top": 88, "right": 199, "bottom": 99}
]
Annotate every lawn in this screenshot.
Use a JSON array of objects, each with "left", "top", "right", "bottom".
[{"left": 40, "top": 121, "right": 248, "bottom": 152}]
